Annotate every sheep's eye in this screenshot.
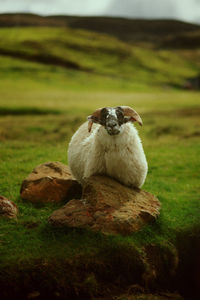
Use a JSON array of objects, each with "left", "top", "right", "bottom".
[
  {"left": 100, "top": 108, "right": 109, "bottom": 125},
  {"left": 116, "top": 108, "right": 124, "bottom": 125}
]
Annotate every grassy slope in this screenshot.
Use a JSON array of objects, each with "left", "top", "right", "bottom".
[
  {"left": 1, "top": 14, "right": 200, "bottom": 44},
  {"left": 0, "top": 24, "right": 200, "bottom": 298},
  {"left": 0, "top": 26, "right": 199, "bottom": 91}
]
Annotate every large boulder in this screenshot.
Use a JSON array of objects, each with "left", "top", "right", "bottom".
[
  {"left": 49, "top": 175, "right": 160, "bottom": 235},
  {"left": 20, "top": 162, "right": 82, "bottom": 203},
  {"left": 0, "top": 196, "right": 18, "bottom": 218}
]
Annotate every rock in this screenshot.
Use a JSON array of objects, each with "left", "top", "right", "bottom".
[
  {"left": 0, "top": 196, "right": 18, "bottom": 218},
  {"left": 20, "top": 162, "right": 82, "bottom": 203},
  {"left": 49, "top": 175, "right": 160, "bottom": 235}
]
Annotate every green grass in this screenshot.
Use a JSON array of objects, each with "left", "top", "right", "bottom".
[
  {"left": 0, "top": 26, "right": 199, "bottom": 91},
  {"left": 0, "top": 25, "right": 200, "bottom": 298},
  {"left": 0, "top": 93, "right": 200, "bottom": 297}
]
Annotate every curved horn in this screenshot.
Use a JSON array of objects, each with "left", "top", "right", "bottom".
[
  {"left": 121, "top": 106, "right": 143, "bottom": 126},
  {"left": 87, "top": 108, "right": 103, "bottom": 132}
]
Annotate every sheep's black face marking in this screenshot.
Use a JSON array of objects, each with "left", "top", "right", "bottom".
[
  {"left": 99, "top": 107, "right": 125, "bottom": 136},
  {"left": 100, "top": 108, "right": 109, "bottom": 127},
  {"left": 88, "top": 105, "right": 142, "bottom": 133},
  {"left": 116, "top": 107, "right": 125, "bottom": 125}
]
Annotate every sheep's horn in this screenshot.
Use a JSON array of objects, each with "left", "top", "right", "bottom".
[
  {"left": 88, "top": 119, "right": 93, "bottom": 132},
  {"left": 121, "top": 106, "right": 143, "bottom": 126},
  {"left": 87, "top": 108, "right": 103, "bottom": 132}
]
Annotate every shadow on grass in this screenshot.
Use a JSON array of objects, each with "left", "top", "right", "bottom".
[
  {"left": 0, "top": 106, "right": 62, "bottom": 116},
  {"left": 0, "top": 48, "right": 93, "bottom": 72},
  {"left": 1, "top": 215, "right": 200, "bottom": 299},
  {"left": 176, "top": 224, "right": 200, "bottom": 300}
]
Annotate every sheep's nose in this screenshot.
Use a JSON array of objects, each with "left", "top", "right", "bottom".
[{"left": 108, "top": 120, "right": 118, "bottom": 128}]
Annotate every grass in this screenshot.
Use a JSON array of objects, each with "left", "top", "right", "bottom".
[
  {"left": 0, "top": 92, "right": 200, "bottom": 298},
  {"left": 0, "top": 24, "right": 200, "bottom": 298},
  {"left": 0, "top": 26, "right": 199, "bottom": 91}
]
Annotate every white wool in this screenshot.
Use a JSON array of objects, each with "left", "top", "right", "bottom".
[{"left": 68, "top": 121, "right": 148, "bottom": 188}]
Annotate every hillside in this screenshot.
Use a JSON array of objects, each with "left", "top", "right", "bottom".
[
  {"left": 53, "top": 16, "right": 200, "bottom": 45},
  {"left": 0, "top": 13, "right": 200, "bottom": 91},
  {"left": 0, "top": 24, "right": 199, "bottom": 90},
  {"left": 0, "top": 13, "right": 200, "bottom": 45}
]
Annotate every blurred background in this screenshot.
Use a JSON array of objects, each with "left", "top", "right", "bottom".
[{"left": 0, "top": 0, "right": 200, "bottom": 137}]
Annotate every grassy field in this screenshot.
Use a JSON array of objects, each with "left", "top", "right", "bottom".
[{"left": 0, "top": 23, "right": 200, "bottom": 299}]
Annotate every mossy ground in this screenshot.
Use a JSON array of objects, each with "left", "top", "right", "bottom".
[{"left": 0, "top": 25, "right": 200, "bottom": 299}]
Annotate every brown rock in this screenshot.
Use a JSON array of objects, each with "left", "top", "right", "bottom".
[
  {"left": 20, "top": 162, "right": 82, "bottom": 203},
  {"left": 49, "top": 175, "right": 160, "bottom": 235},
  {"left": 0, "top": 196, "right": 18, "bottom": 218}
]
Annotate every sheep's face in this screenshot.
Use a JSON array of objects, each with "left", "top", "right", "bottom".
[
  {"left": 88, "top": 106, "right": 143, "bottom": 134},
  {"left": 100, "top": 107, "right": 124, "bottom": 135}
]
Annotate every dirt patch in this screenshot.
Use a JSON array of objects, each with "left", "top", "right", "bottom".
[
  {"left": 0, "top": 232, "right": 186, "bottom": 300},
  {"left": 176, "top": 225, "right": 200, "bottom": 300},
  {"left": 0, "top": 227, "right": 199, "bottom": 299}
]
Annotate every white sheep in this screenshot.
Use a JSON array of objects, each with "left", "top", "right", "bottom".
[{"left": 68, "top": 106, "right": 148, "bottom": 188}]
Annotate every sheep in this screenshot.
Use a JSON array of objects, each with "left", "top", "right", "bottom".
[{"left": 68, "top": 106, "right": 148, "bottom": 188}]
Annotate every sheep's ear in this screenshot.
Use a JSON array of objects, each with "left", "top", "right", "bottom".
[
  {"left": 87, "top": 108, "right": 103, "bottom": 132},
  {"left": 121, "top": 106, "right": 143, "bottom": 126}
]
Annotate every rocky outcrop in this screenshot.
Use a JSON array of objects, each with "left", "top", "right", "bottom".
[
  {"left": 0, "top": 195, "right": 18, "bottom": 218},
  {"left": 49, "top": 175, "right": 160, "bottom": 235},
  {"left": 20, "top": 162, "right": 82, "bottom": 203}
]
